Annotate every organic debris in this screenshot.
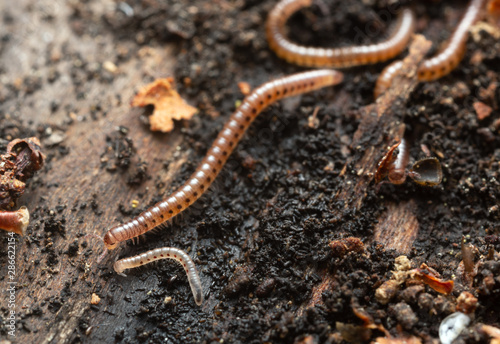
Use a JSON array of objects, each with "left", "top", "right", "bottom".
[
  {"left": 375, "top": 142, "right": 443, "bottom": 187},
  {"left": 474, "top": 101, "right": 493, "bottom": 120},
  {"left": 0, "top": 137, "right": 44, "bottom": 209},
  {"left": 131, "top": 77, "right": 198, "bottom": 132},
  {"left": 0, "top": 206, "right": 29, "bottom": 235},
  {"left": 373, "top": 336, "right": 422, "bottom": 344},
  {"left": 374, "top": 141, "right": 401, "bottom": 184},
  {"left": 479, "top": 324, "right": 500, "bottom": 344},
  {"left": 90, "top": 293, "right": 101, "bottom": 305},
  {"left": 408, "top": 157, "right": 443, "bottom": 186},
  {"left": 456, "top": 291, "right": 478, "bottom": 314},
  {"left": 413, "top": 263, "right": 454, "bottom": 295},
  {"left": 329, "top": 237, "right": 365, "bottom": 257}
]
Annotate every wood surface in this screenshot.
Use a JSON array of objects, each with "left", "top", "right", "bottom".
[{"left": 1, "top": 0, "right": 498, "bottom": 343}]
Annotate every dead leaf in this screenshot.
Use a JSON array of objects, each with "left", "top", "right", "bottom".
[
  {"left": 131, "top": 77, "right": 198, "bottom": 133},
  {"left": 413, "top": 263, "right": 454, "bottom": 295}
]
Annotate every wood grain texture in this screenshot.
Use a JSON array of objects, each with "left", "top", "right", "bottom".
[
  {"left": 0, "top": 0, "right": 186, "bottom": 342},
  {"left": 335, "top": 34, "right": 432, "bottom": 211},
  {"left": 373, "top": 201, "right": 419, "bottom": 254}
]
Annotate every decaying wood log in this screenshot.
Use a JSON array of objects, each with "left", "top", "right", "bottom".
[{"left": 303, "top": 35, "right": 432, "bottom": 312}]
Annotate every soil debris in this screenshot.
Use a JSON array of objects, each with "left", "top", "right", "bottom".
[
  {"left": 413, "top": 263, "right": 454, "bottom": 295},
  {"left": 0, "top": 137, "right": 44, "bottom": 209}
]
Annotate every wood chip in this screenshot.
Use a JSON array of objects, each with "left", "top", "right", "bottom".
[
  {"left": 102, "top": 61, "right": 118, "bottom": 73},
  {"left": 90, "top": 293, "right": 101, "bottom": 305},
  {"left": 374, "top": 335, "right": 422, "bottom": 344},
  {"left": 237, "top": 81, "right": 251, "bottom": 95}
]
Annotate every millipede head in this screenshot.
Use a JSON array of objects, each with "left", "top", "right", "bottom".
[
  {"left": 103, "top": 231, "right": 119, "bottom": 250},
  {"left": 113, "top": 260, "right": 127, "bottom": 276}
]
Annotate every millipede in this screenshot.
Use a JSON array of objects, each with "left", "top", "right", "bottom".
[
  {"left": 101, "top": 0, "right": 486, "bottom": 302},
  {"left": 101, "top": 69, "right": 344, "bottom": 254},
  {"left": 374, "top": 139, "right": 408, "bottom": 185},
  {"left": 114, "top": 247, "right": 204, "bottom": 306},
  {"left": 387, "top": 138, "right": 410, "bottom": 185},
  {"left": 266, "top": 0, "right": 416, "bottom": 68},
  {"left": 375, "top": 0, "right": 487, "bottom": 97},
  {"left": 265, "top": 0, "right": 486, "bottom": 97}
]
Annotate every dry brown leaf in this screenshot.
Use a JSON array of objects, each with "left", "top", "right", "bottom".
[{"left": 131, "top": 77, "right": 198, "bottom": 132}]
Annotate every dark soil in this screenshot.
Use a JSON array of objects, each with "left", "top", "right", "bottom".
[{"left": 0, "top": 0, "right": 499, "bottom": 343}]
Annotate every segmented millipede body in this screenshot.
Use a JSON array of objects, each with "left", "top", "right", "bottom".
[
  {"left": 374, "top": 0, "right": 487, "bottom": 97},
  {"left": 266, "top": 0, "right": 416, "bottom": 68},
  {"left": 388, "top": 138, "right": 409, "bottom": 185},
  {"left": 114, "top": 247, "right": 204, "bottom": 305},
  {"left": 103, "top": 70, "right": 344, "bottom": 250}
]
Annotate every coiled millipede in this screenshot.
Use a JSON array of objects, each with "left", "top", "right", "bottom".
[
  {"left": 114, "top": 247, "right": 204, "bottom": 306},
  {"left": 375, "top": 0, "right": 487, "bottom": 97},
  {"left": 265, "top": 0, "right": 486, "bottom": 97},
  {"left": 266, "top": 0, "right": 416, "bottom": 68}
]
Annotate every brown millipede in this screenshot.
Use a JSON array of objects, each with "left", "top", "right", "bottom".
[
  {"left": 374, "top": 138, "right": 410, "bottom": 185},
  {"left": 374, "top": 0, "right": 487, "bottom": 97},
  {"left": 114, "top": 247, "right": 204, "bottom": 306},
  {"left": 266, "top": 0, "right": 416, "bottom": 67},
  {"left": 387, "top": 138, "right": 409, "bottom": 185},
  {"left": 102, "top": 70, "right": 343, "bottom": 252},
  {"left": 374, "top": 140, "right": 403, "bottom": 184},
  {"left": 0, "top": 206, "right": 29, "bottom": 236},
  {"left": 375, "top": 138, "right": 444, "bottom": 186}
]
